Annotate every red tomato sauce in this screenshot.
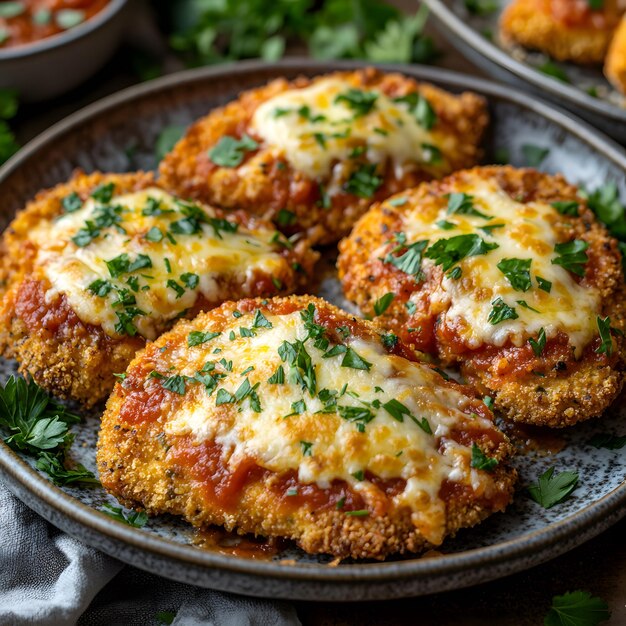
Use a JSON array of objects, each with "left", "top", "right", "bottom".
[{"left": 0, "top": 0, "right": 110, "bottom": 49}]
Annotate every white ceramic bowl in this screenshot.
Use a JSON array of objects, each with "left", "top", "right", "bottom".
[{"left": 0, "top": 0, "right": 130, "bottom": 101}]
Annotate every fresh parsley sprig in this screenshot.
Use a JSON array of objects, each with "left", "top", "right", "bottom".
[
  {"left": 528, "top": 466, "right": 579, "bottom": 509},
  {"left": 544, "top": 590, "right": 610, "bottom": 626}
]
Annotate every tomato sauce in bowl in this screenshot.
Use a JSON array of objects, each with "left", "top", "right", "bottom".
[{"left": 0, "top": 0, "right": 110, "bottom": 49}]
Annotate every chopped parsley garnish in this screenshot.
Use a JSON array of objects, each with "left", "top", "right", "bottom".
[
  {"left": 545, "top": 590, "right": 610, "bottom": 626},
  {"left": 87, "top": 279, "right": 112, "bottom": 297},
  {"left": 496, "top": 258, "right": 532, "bottom": 292},
  {"left": 208, "top": 134, "right": 258, "bottom": 167},
  {"left": 528, "top": 466, "right": 578, "bottom": 508},
  {"left": 252, "top": 309, "right": 273, "bottom": 329},
  {"left": 551, "top": 240, "right": 589, "bottom": 276},
  {"left": 167, "top": 279, "right": 185, "bottom": 299},
  {"left": 388, "top": 196, "right": 407, "bottom": 207},
  {"left": 90, "top": 182, "right": 115, "bottom": 203},
  {"left": 470, "top": 443, "right": 498, "bottom": 471},
  {"left": 35, "top": 453, "right": 99, "bottom": 487},
  {"left": 161, "top": 375, "right": 187, "bottom": 395},
  {"left": 381, "top": 332, "right": 398, "bottom": 349},
  {"left": 106, "top": 253, "right": 152, "bottom": 278},
  {"left": 425, "top": 233, "right": 498, "bottom": 274},
  {"left": 101, "top": 504, "right": 148, "bottom": 528},
  {"left": 267, "top": 365, "right": 285, "bottom": 384},
  {"left": 62, "top": 192, "right": 82, "bottom": 213},
  {"left": 464, "top": 0, "right": 498, "bottom": 15},
  {"left": 180, "top": 272, "right": 199, "bottom": 289},
  {"left": 334, "top": 88, "right": 377, "bottom": 116},
  {"left": 383, "top": 399, "right": 432, "bottom": 434},
  {"left": 551, "top": 200, "right": 580, "bottom": 216},
  {"left": 405, "top": 301, "right": 417, "bottom": 315},
  {"left": 276, "top": 209, "right": 297, "bottom": 226},
  {"left": 373, "top": 292, "right": 394, "bottom": 316},
  {"left": 588, "top": 432, "right": 626, "bottom": 450},
  {"left": 384, "top": 235, "right": 428, "bottom": 278},
  {"left": 529, "top": 328, "right": 547, "bottom": 356},
  {"left": 595, "top": 316, "right": 614, "bottom": 357},
  {"left": 286, "top": 400, "right": 307, "bottom": 417},
  {"left": 522, "top": 144, "right": 550, "bottom": 167},
  {"left": 215, "top": 388, "right": 235, "bottom": 405},
  {"left": 488, "top": 298, "right": 518, "bottom": 325},
  {"left": 421, "top": 143, "right": 443, "bottom": 164},
  {"left": 341, "top": 348, "right": 372, "bottom": 371},
  {"left": 536, "top": 276, "right": 552, "bottom": 293},
  {"left": 345, "top": 509, "right": 369, "bottom": 517},
  {"left": 300, "top": 441, "right": 313, "bottom": 456},
  {"left": 538, "top": 61, "right": 570, "bottom": 83},
  {"left": 279, "top": 339, "right": 317, "bottom": 395},
  {"left": 437, "top": 220, "right": 456, "bottom": 230},
  {"left": 188, "top": 330, "right": 220, "bottom": 346},
  {"left": 446, "top": 193, "right": 490, "bottom": 219},
  {"left": 394, "top": 92, "right": 437, "bottom": 129},
  {"left": 344, "top": 163, "right": 382, "bottom": 198},
  {"left": 516, "top": 300, "right": 541, "bottom": 313},
  {"left": 352, "top": 470, "right": 364, "bottom": 481},
  {"left": 145, "top": 226, "right": 163, "bottom": 242},
  {"left": 337, "top": 405, "right": 375, "bottom": 431}
]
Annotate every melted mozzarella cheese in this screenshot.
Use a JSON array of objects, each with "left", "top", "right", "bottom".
[
  {"left": 163, "top": 309, "right": 501, "bottom": 544},
  {"left": 250, "top": 78, "right": 440, "bottom": 180},
  {"left": 29, "top": 188, "right": 286, "bottom": 339},
  {"left": 401, "top": 178, "right": 600, "bottom": 355}
]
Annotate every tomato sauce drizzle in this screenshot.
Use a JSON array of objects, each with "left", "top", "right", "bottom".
[{"left": 0, "top": 1, "right": 110, "bottom": 49}]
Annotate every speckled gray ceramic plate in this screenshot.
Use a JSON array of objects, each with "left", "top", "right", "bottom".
[
  {"left": 0, "top": 60, "right": 625, "bottom": 601},
  {"left": 423, "top": 0, "right": 626, "bottom": 142}
]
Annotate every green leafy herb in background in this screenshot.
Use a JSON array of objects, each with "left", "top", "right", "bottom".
[
  {"left": 102, "top": 503, "right": 149, "bottom": 528},
  {"left": 528, "top": 466, "right": 579, "bottom": 509},
  {"left": 152, "top": 0, "right": 440, "bottom": 66},
  {"left": 544, "top": 590, "right": 610, "bottom": 626},
  {"left": 0, "top": 376, "right": 98, "bottom": 486},
  {"left": 0, "top": 88, "right": 19, "bottom": 165}
]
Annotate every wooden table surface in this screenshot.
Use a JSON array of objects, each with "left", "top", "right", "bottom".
[{"left": 8, "top": 4, "right": 626, "bottom": 624}]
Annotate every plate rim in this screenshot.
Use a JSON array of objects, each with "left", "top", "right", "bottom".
[
  {"left": 422, "top": 0, "right": 626, "bottom": 122},
  {"left": 0, "top": 58, "right": 625, "bottom": 592}
]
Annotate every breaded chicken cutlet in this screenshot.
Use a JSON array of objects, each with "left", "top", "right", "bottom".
[
  {"left": 500, "top": 0, "right": 624, "bottom": 63},
  {"left": 159, "top": 68, "right": 488, "bottom": 245},
  {"left": 605, "top": 17, "right": 626, "bottom": 93},
  {"left": 338, "top": 166, "right": 626, "bottom": 428},
  {"left": 97, "top": 296, "right": 516, "bottom": 560},
  {"left": 0, "top": 172, "right": 317, "bottom": 406}
]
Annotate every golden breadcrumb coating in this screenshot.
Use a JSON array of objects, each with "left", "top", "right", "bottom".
[
  {"left": 605, "top": 17, "right": 626, "bottom": 92},
  {"left": 159, "top": 68, "right": 488, "bottom": 245},
  {"left": 338, "top": 166, "right": 626, "bottom": 428},
  {"left": 500, "top": 0, "right": 623, "bottom": 63},
  {"left": 0, "top": 172, "right": 318, "bottom": 406},
  {"left": 97, "top": 296, "right": 516, "bottom": 560}
]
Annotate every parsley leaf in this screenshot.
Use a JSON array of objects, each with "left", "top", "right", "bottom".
[
  {"left": 582, "top": 183, "right": 626, "bottom": 241},
  {"left": 300, "top": 440, "right": 313, "bottom": 456},
  {"left": 544, "top": 590, "right": 610, "bottom": 626},
  {"left": 551, "top": 200, "right": 580, "bottom": 216},
  {"left": 384, "top": 237, "right": 428, "bottom": 278},
  {"left": 334, "top": 88, "right": 377, "bottom": 116},
  {"left": 528, "top": 466, "right": 579, "bottom": 508},
  {"left": 529, "top": 328, "right": 547, "bottom": 356},
  {"left": 537, "top": 276, "right": 552, "bottom": 293},
  {"left": 383, "top": 399, "right": 432, "bottom": 433},
  {"left": 470, "top": 443, "right": 498, "bottom": 471},
  {"left": 497, "top": 258, "right": 532, "bottom": 292},
  {"left": 538, "top": 61, "right": 570, "bottom": 83},
  {"left": 394, "top": 92, "right": 437, "bottom": 129},
  {"left": 341, "top": 348, "right": 372, "bottom": 371},
  {"left": 35, "top": 452, "right": 99, "bottom": 487},
  {"left": 595, "top": 316, "right": 614, "bottom": 357},
  {"left": 425, "top": 234, "right": 499, "bottom": 273},
  {"left": 91, "top": 182, "right": 115, "bottom": 204},
  {"left": 155, "top": 125, "right": 186, "bottom": 162},
  {"left": 101, "top": 503, "right": 148, "bottom": 528},
  {"left": 552, "top": 240, "right": 589, "bottom": 276},
  {"left": 588, "top": 432, "right": 626, "bottom": 450},
  {"left": 252, "top": 309, "right": 273, "bottom": 329},
  {"left": 446, "top": 193, "right": 490, "bottom": 219},
  {"left": 381, "top": 332, "right": 398, "bottom": 349},
  {"left": 522, "top": 144, "right": 550, "bottom": 167},
  {"left": 267, "top": 365, "right": 285, "bottom": 384},
  {"left": 62, "top": 192, "right": 83, "bottom": 213},
  {"left": 208, "top": 134, "right": 258, "bottom": 167},
  {"left": 188, "top": 331, "right": 220, "bottom": 347},
  {"left": 488, "top": 298, "right": 518, "bottom": 325},
  {"left": 344, "top": 163, "right": 382, "bottom": 198},
  {"left": 373, "top": 292, "right": 394, "bottom": 316}
]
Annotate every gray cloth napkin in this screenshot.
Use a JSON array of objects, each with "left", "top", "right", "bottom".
[{"left": 0, "top": 479, "right": 301, "bottom": 626}]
